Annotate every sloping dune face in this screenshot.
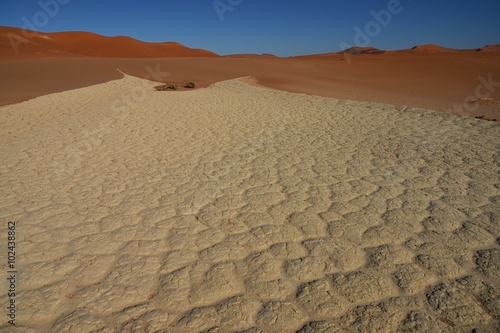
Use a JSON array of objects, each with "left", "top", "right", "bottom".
[
  {"left": 478, "top": 44, "right": 500, "bottom": 52},
  {"left": 0, "top": 26, "right": 219, "bottom": 58},
  {"left": 409, "top": 44, "right": 458, "bottom": 53},
  {"left": 338, "top": 46, "right": 385, "bottom": 54}
]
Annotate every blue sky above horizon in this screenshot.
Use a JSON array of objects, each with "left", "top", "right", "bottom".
[{"left": 1, "top": 0, "right": 499, "bottom": 57}]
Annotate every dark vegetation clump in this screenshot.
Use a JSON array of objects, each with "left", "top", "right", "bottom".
[{"left": 157, "top": 82, "right": 197, "bottom": 91}]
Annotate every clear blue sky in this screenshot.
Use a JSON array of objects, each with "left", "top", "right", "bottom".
[{"left": 1, "top": 0, "right": 499, "bottom": 56}]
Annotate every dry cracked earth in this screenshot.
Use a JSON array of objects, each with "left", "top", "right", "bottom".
[{"left": 0, "top": 75, "right": 499, "bottom": 332}]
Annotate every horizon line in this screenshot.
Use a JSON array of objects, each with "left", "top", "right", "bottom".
[{"left": 1, "top": 25, "right": 499, "bottom": 58}]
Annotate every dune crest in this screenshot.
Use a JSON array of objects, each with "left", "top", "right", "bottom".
[
  {"left": 0, "top": 26, "right": 219, "bottom": 58},
  {"left": 476, "top": 44, "right": 500, "bottom": 52},
  {"left": 224, "top": 53, "right": 279, "bottom": 58},
  {"left": 408, "top": 44, "right": 458, "bottom": 53},
  {"left": 338, "top": 46, "right": 385, "bottom": 54}
]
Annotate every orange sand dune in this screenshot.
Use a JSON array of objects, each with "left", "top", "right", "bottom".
[
  {"left": 404, "top": 44, "right": 458, "bottom": 53},
  {"left": 224, "top": 53, "right": 278, "bottom": 58},
  {"left": 0, "top": 26, "right": 218, "bottom": 58},
  {"left": 292, "top": 47, "right": 385, "bottom": 58},
  {"left": 338, "top": 46, "right": 385, "bottom": 54},
  {"left": 477, "top": 44, "right": 500, "bottom": 52}
]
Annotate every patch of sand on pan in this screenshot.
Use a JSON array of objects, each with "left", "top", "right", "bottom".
[{"left": 1, "top": 75, "right": 499, "bottom": 332}]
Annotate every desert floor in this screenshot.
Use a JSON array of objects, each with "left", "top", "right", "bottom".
[{"left": 1, "top": 73, "right": 499, "bottom": 332}]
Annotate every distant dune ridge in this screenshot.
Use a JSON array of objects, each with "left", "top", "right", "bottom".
[
  {"left": 476, "top": 44, "right": 500, "bottom": 52},
  {"left": 0, "top": 26, "right": 219, "bottom": 58},
  {"left": 338, "top": 46, "right": 385, "bottom": 54},
  {"left": 1, "top": 26, "right": 499, "bottom": 59},
  {"left": 224, "top": 53, "right": 279, "bottom": 58},
  {"left": 408, "top": 44, "right": 458, "bottom": 52}
]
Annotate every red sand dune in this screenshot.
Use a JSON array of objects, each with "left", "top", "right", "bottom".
[
  {"left": 0, "top": 27, "right": 499, "bottom": 120},
  {"left": 0, "top": 26, "right": 218, "bottom": 58},
  {"left": 293, "top": 47, "right": 385, "bottom": 59},
  {"left": 407, "top": 44, "right": 458, "bottom": 53},
  {"left": 224, "top": 53, "right": 278, "bottom": 58},
  {"left": 338, "top": 46, "right": 385, "bottom": 55},
  {"left": 476, "top": 44, "right": 500, "bottom": 52}
]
